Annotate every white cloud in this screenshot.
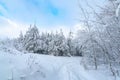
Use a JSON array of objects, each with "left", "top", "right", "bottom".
[
  {"left": 0, "top": 16, "right": 70, "bottom": 38},
  {"left": 0, "top": 16, "right": 29, "bottom": 38},
  {"left": 73, "top": 23, "right": 86, "bottom": 31},
  {"left": 0, "top": 16, "right": 85, "bottom": 39}
]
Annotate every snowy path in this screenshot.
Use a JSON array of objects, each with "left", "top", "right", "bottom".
[
  {"left": 0, "top": 49, "right": 119, "bottom": 80},
  {"left": 0, "top": 51, "right": 88, "bottom": 80}
]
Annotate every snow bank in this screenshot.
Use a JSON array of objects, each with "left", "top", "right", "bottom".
[{"left": 0, "top": 48, "right": 120, "bottom": 80}]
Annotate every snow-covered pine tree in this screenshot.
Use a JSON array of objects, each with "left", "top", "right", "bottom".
[
  {"left": 23, "top": 24, "right": 40, "bottom": 53},
  {"left": 54, "top": 30, "right": 68, "bottom": 56},
  {"left": 44, "top": 32, "right": 54, "bottom": 55},
  {"left": 14, "top": 32, "right": 24, "bottom": 51},
  {"left": 66, "top": 31, "right": 75, "bottom": 56},
  {"left": 36, "top": 32, "right": 46, "bottom": 54}
]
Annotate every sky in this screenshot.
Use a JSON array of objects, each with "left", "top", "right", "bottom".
[{"left": 0, "top": 0, "right": 106, "bottom": 38}]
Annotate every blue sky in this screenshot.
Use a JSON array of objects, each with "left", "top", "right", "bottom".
[{"left": 0, "top": 0, "right": 106, "bottom": 38}]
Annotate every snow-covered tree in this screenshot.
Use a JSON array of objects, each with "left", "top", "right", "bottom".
[
  {"left": 53, "top": 30, "right": 68, "bottom": 56},
  {"left": 77, "top": 0, "right": 120, "bottom": 71},
  {"left": 66, "top": 31, "right": 75, "bottom": 56},
  {"left": 14, "top": 32, "right": 24, "bottom": 51},
  {"left": 97, "top": 0, "right": 120, "bottom": 63},
  {"left": 23, "top": 24, "right": 40, "bottom": 53},
  {"left": 75, "top": 0, "right": 120, "bottom": 70}
]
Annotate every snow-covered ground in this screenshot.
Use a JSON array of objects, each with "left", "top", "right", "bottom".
[{"left": 0, "top": 45, "right": 120, "bottom": 80}]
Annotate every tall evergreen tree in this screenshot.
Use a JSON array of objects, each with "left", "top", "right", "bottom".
[{"left": 23, "top": 24, "right": 40, "bottom": 53}]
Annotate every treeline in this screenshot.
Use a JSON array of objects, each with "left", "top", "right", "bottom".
[{"left": 14, "top": 25, "right": 82, "bottom": 56}]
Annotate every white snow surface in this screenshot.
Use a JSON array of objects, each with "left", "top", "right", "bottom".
[{"left": 0, "top": 45, "right": 120, "bottom": 80}]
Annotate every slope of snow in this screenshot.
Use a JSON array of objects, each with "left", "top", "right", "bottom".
[{"left": 0, "top": 47, "right": 120, "bottom": 80}]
